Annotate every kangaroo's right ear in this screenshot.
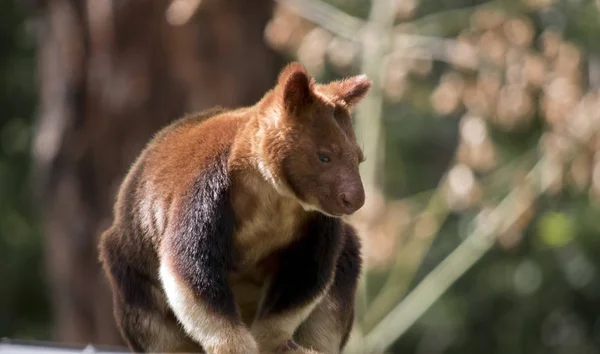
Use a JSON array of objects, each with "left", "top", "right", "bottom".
[
  {"left": 277, "top": 62, "right": 314, "bottom": 113},
  {"left": 327, "top": 74, "right": 371, "bottom": 108}
]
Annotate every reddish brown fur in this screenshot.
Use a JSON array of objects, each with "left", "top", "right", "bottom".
[
  {"left": 229, "top": 63, "right": 370, "bottom": 216},
  {"left": 99, "top": 62, "right": 371, "bottom": 354}
]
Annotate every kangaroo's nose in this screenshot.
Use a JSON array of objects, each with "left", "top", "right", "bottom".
[{"left": 337, "top": 185, "right": 365, "bottom": 214}]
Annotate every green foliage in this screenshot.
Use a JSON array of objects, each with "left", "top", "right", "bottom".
[
  {"left": 537, "top": 211, "right": 575, "bottom": 248},
  {"left": 0, "top": 0, "right": 50, "bottom": 340}
]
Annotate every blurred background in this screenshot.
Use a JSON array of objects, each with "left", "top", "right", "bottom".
[{"left": 3, "top": 0, "right": 600, "bottom": 353}]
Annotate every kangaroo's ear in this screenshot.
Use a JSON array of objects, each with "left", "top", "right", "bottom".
[
  {"left": 327, "top": 75, "right": 372, "bottom": 107},
  {"left": 277, "top": 62, "right": 314, "bottom": 113}
]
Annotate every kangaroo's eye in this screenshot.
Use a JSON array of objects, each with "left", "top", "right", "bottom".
[{"left": 318, "top": 153, "right": 331, "bottom": 163}]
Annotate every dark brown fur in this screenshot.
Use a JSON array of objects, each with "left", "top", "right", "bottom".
[{"left": 98, "top": 62, "right": 371, "bottom": 354}]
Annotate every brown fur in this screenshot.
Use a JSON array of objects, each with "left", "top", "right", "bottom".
[{"left": 98, "top": 62, "right": 371, "bottom": 354}]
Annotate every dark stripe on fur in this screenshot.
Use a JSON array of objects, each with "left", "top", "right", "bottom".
[
  {"left": 168, "top": 153, "right": 239, "bottom": 321},
  {"left": 330, "top": 225, "right": 362, "bottom": 307},
  {"left": 258, "top": 213, "right": 343, "bottom": 316},
  {"left": 100, "top": 159, "right": 158, "bottom": 311},
  {"left": 104, "top": 240, "right": 156, "bottom": 310},
  {"left": 331, "top": 224, "right": 362, "bottom": 349}
]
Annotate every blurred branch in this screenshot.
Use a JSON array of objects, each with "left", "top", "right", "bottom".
[
  {"left": 390, "top": 34, "right": 480, "bottom": 70},
  {"left": 388, "top": 0, "right": 536, "bottom": 68},
  {"left": 361, "top": 148, "right": 537, "bottom": 331},
  {"left": 354, "top": 188, "right": 437, "bottom": 332},
  {"left": 481, "top": 149, "right": 540, "bottom": 196},
  {"left": 351, "top": 0, "right": 398, "bottom": 333},
  {"left": 354, "top": 0, "right": 396, "bottom": 196},
  {"left": 360, "top": 156, "right": 558, "bottom": 353},
  {"left": 276, "top": 0, "right": 480, "bottom": 67},
  {"left": 361, "top": 180, "right": 450, "bottom": 332},
  {"left": 274, "top": 0, "right": 365, "bottom": 40},
  {"left": 405, "top": 0, "right": 530, "bottom": 36}
]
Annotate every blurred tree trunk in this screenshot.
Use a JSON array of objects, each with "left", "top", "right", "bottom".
[{"left": 31, "top": 0, "right": 282, "bottom": 346}]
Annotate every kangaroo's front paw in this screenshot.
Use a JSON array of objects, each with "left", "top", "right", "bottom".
[
  {"left": 275, "top": 339, "right": 300, "bottom": 353},
  {"left": 281, "top": 349, "right": 324, "bottom": 354},
  {"left": 275, "top": 340, "right": 323, "bottom": 354}
]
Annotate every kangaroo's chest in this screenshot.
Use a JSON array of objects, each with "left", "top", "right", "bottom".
[
  {"left": 227, "top": 254, "right": 279, "bottom": 325},
  {"left": 229, "top": 211, "right": 299, "bottom": 325},
  {"left": 228, "top": 173, "right": 308, "bottom": 323},
  {"left": 230, "top": 173, "right": 307, "bottom": 268}
]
